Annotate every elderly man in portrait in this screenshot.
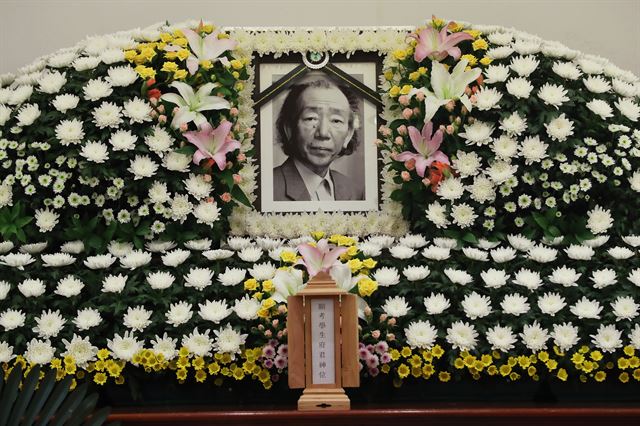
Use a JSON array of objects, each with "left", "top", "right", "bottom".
[{"left": 273, "top": 78, "right": 364, "bottom": 201}]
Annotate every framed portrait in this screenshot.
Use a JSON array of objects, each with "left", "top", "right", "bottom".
[{"left": 255, "top": 52, "right": 381, "bottom": 213}]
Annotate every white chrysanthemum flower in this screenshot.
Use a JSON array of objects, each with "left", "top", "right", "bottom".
[
  {"left": 630, "top": 325, "right": 640, "bottom": 350},
  {"left": 109, "top": 129, "right": 137, "bottom": 151},
  {"left": 218, "top": 267, "right": 246, "bottom": 286},
  {"left": 570, "top": 297, "right": 602, "bottom": 319},
  {"left": 25, "top": 338, "right": 55, "bottom": 365},
  {"left": 55, "top": 118, "right": 85, "bottom": 145},
  {"left": 83, "top": 78, "right": 113, "bottom": 101},
  {"left": 487, "top": 32, "right": 513, "bottom": 46},
  {"left": 367, "top": 235, "right": 395, "bottom": 248},
  {"left": 60, "top": 333, "right": 98, "bottom": 368},
  {"left": 48, "top": 51, "right": 76, "bottom": 68},
  {"left": 0, "top": 309, "right": 26, "bottom": 331},
  {"left": 128, "top": 155, "right": 158, "bottom": 180},
  {"left": 590, "top": 268, "right": 617, "bottom": 289},
  {"left": 357, "top": 242, "right": 382, "bottom": 257},
  {"left": 586, "top": 205, "right": 613, "bottom": 235},
  {"left": 145, "top": 126, "right": 174, "bottom": 153},
  {"left": 510, "top": 55, "right": 539, "bottom": 77},
  {"left": 108, "top": 331, "right": 144, "bottom": 361},
  {"left": 450, "top": 203, "right": 477, "bottom": 228},
  {"left": 20, "top": 243, "right": 48, "bottom": 254},
  {"left": 120, "top": 250, "right": 152, "bottom": 269},
  {"left": 612, "top": 78, "right": 636, "bottom": 96},
  {"left": 480, "top": 268, "right": 509, "bottom": 288},
  {"left": 519, "top": 321, "right": 549, "bottom": 351},
  {"left": 486, "top": 325, "right": 517, "bottom": 352},
  {"left": 80, "top": 141, "right": 109, "bottom": 163},
  {"left": 0, "top": 281, "right": 10, "bottom": 300},
  {"left": 238, "top": 246, "right": 263, "bottom": 262},
  {"left": 474, "top": 87, "right": 502, "bottom": 110},
  {"left": 32, "top": 309, "right": 65, "bottom": 338},
  {"left": 54, "top": 275, "right": 84, "bottom": 297},
  {"left": 73, "top": 308, "right": 102, "bottom": 331},
  {"left": 35, "top": 208, "right": 60, "bottom": 233},
  {"left": 628, "top": 172, "right": 640, "bottom": 192},
  {"left": 537, "top": 83, "right": 569, "bottom": 108},
  {"left": 519, "top": 136, "right": 548, "bottom": 164},
  {"left": 547, "top": 266, "right": 580, "bottom": 287},
  {"left": 16, "top": 103, "right": 41, "bottom": 126},
  {"left": 421, "top": 245, "right": 450, "bottom": 260},
  {"left": 59, "top": 241, "right": 84, "bottom": 254},
  {"left": 389, "top": 245, "right": 416, "bottom": 259},
  {"left": 425, "top": 201, "right": 450, "bottom": 228},
  {"left": 150, "top": 333, "right": 178, "bottom": 361},
  {"left": 513, "top": 39, "right": 541, "bottom": 55},
  {"left": 18, "top": 278, "right": 45, "bottom": 297},
  {"left": 0, "top": 342, "right": 15, "bottom": 363},
  {"left": 227, "top": 237, "right": 252, "bottom": 250},
  {"left": 499, "top": 112, "right": 527, "bottom": 136},
  {"left": 0, "top": 104, "right": 11, "bottom": 126},
  {"left": 148, "top": 181, "right": 171, "bottom": 204},
  {"left": 146, "top": 240, "right": 176, "bottom": 253},
  {"left": 203, "top": 249, "right": 234, "bottom": 260},
  {"left": 436, "top": 177, "right": 464, "bottom": 200},
  {"left": 102, "top": 274, "right": 127, "bottom": 293},
  {"left": 373, "top": 267, "right": 400, "bottom": 287},
  {"left": 615, "top": 98, "right": 640, "bottom": 122},
  {"left": 106, "top": 65, "right": 138, "bottom": 87},
  {"left": 583, "top": 76, "right": 611, "bottom": 93},
  {"left": 506, "top": 77, "right": 534, "bottom": 99},
  {"left": 483, "top": 64, "right": 510, "bottom": 84},
  {"left": 123, "top": 97, "right": 153, "bottom": 123},
  {"left": 629, "top": 268, "right": 640, "bottom": 287},
  {"left": 84, "top": 254, "right": 116, "bottom": 270},
  {"left": 486, "top": 46, "right": 514, "bottom": 60},
  {"left": 608, "top": 246, "right": 634, "bottom": 260},
  {"left": 423, "top": 293, "right": 450, "bottom": 315},
  {"left": 462, "top": 247, "right": 488, "bottom": 261},
  {"left": 552, "top": 61, "right": 582, "bottom": 80},
  {"left": 458, "top": 121, "right": 494, "bottom": 146},
  {"left": 37, "top": 70, "right": 67, "bottom": 93},
  {"left": 184, "top": 239, "right": 212, "bottom": 251},
  {"left": 184, "top": 267, "right": 214, "bottom": 290},
  {"left": 402, "top": 265, "right": 430, "bottom": 281},
  {"left": 623, "top": 235, "right": 640, "bottom": 247},
  {"left": 166, "top": 301, "right": 193, "bottom": 327},
  {"left": 199, "top": 300, "right": 232, "bottom": 323},
  {"left": 0, "top": 242, "right": 14, "bottom": 255},
  {"left": 100, "top": 48, "right": 126, "bottom": 64},
  {"left": 537, "top": 292, "right": 566, "bottom": 316},
  {"left": 434, "top": 237, "right": 457, "bottom": 248},
  {"left": 404, "top": 320, "right": 437, "bottom": 349},
  {"left": 486, "top": 160, "right": 518, "bottom": 183},
  {"left": 501, "top": 294, "right": 530, "bottom": 315},
  {"left": 446, "top": 321, "right": 478, "bottom": 351},
  {"left": 490, "top": 136, "right": 518, "bottom": 162},
  {"left": 564, "top": 244, "right": 594, "bottom": 261},
  {"left": 452, "top": 151, "right": 482, "bottom": 177},
  {"left": 234, "top": 295, "right": 261, "bottom": 320},
  {"left": 527, "top": 245, "right": 558, "bottom": 263},
  {"left": 213, "top": 324, "right": 247, "bottom": 355},
  {"left": 92, "top": 102, "right": 122, "bottom": 129},
  {"left": 513, "top": 268, "right": 543, "bottom": 291},
  {"left": 159, "top": 249, "right": 188, "bottom": 267},
  {"left": 123, "top": 305, "right": 153, "bottom": 331},
  {"left": 194, "top": 202, "right": 221, "bottom": 227},
  {"left": 611, "top": 296, "right": 639, "bottom": 321},
  {"left": 181, "top": 328, "right": 214, "bottom": 357},
  {"left": 591, "top": 324, "right": 623, "bottom": 353},
  {"left": 52, "top": 94, "right": 79, "bottom": 112},
  {"left": 489, "top": 247, "right": 516, "bottom": 263},
  {"left": 383, "top": 296, "right": 410, "bottom": 317},
  {"left": 576, "top": 58, "right": 604, "bottom": 74},
  {"left": 444, "top": 268, "right": 473, "bottom": 286},
  {"left": 551, "top": 322, "right": 580, "bottom": 351},
  {"left": 146, "top": 271, "right": 175, "bottom": 290},
  {"left": 461, "top": 291, "right": 492, "bottom": 319},
  {"left": 163, "top": 151, "right": 192, "bottom": 172},
  {"left": 73, "top": 56, "right": 101, "bottom": 72},
  {"left": 545, "top": 113, "right": 574, "bottom": 142},
  {"left": 586, "top": 99, "right": 614, "bottom": 119}
]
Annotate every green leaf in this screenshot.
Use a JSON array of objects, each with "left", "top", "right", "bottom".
[
  {"left": 531, "top": 212, "right": 548, "bottom": 230},
  {"left": 231, "top": 186, "right": 252, "bottom": 207},
  {"left": 15, "top": 216, "right": 33, "bottom": 228},
  {"left": 175, "top": 145, "right": 197, "bottom": 156},
  {"left": 461, "top": 232, "right": 478, "bottom": 244},
  {"left": 548, "top": 225, "right": 562, "bottom": 238}
]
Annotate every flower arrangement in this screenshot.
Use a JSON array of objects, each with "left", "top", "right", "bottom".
[{"left": 0, "top": 17, "right": 639, "bottom": 397}]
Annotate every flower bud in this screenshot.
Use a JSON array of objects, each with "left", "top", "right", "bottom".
[{"left": 401, "top": 108, "right": 413, "bottom": 119}]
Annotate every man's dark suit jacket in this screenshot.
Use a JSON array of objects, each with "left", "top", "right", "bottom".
[{"left": 273, "top": 157, "right": 364, "bottom": 201}]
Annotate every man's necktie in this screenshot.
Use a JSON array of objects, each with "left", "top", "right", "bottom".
[{"left": 315, "top": 178, "right": 333, "bottom": 201}]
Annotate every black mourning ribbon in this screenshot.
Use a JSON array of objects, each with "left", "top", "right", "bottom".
[{"left": 254, "top": 55, "right": 382, "bottom": 109}]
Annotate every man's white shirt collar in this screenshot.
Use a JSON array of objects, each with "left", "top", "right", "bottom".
[{"left": 293, "top": 158, "right": 335, "bottom": 201}]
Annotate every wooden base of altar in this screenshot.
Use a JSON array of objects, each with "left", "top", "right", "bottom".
[
  {"left": 108, "top": 403, "right": 640, "bottom": 425},
  {"left": 297, "top": 387, "right": 350, "bottom": 410}
]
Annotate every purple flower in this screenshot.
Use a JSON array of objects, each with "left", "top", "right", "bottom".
[
  {"left": 263, "top": 358, "right": 274, "bottom": 369},
  {"left": 183, "top": 121, "right": 240, "bottom": 170},
  {"left": 369, "top": 367, "right": 380, "bottom": 377},
  {"left": 395, "top": 121, "right": 449, "bottom": 178},
  {"left": 380, "top": 352, "right": 391, "bottom": 364},
  {"left": 374, "top": 341, "right": 389, "bottom": 355},
  {"left": 277, "top": 344, "right": 288, "bottom": 357},
  {"left": 410, "top": 24, "right": 473, "bottom": 63},
  {"left": 262, "top": 345, "right": 276, "bottom": 359},
  {"left": 274, "top": 355, "right": 287, "bottom": 369}
]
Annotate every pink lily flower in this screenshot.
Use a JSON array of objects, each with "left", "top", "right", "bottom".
[
  {"left": 175, "top": 29, "right": 238, "bottom": 75},
  {"left": 183, "top": 121, "right": 240, "bottom": 170},
  {"left": 395, "top": 121, "right": 449, "bottom": 178},
  {"left": 296, "top": 239, "right": 348, "bottom": 277},
  {"left": 410, "top": 25, "right": 473, "bottom": 63}
]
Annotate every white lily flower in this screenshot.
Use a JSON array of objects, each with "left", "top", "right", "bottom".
[
  {"left": 410, "top": 59, "right": 482, "bottom": 122},
  {"left": 161, "top": 81, "right": 230, "bottom": 129}
]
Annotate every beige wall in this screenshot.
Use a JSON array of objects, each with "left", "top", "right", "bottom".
[{"left": 0, "top": 0, "right": 639, "bottom": 76}]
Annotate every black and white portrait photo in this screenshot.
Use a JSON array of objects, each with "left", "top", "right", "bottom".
[{"left": 258, "top": 60, "right": 379, "bottom": 213}]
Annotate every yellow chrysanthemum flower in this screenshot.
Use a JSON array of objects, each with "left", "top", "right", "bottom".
[
  {"left": 93, "top": 372, "right": 107, "bottom": 385},
  {"left": 472, "top": 38, "right": 488, "bottom": 51},
  {"left": 557, "top": 368, "right": 568, "bottom": 381},
  {"left": 438, "top": 371, "right": 451, "bottom": 382}
]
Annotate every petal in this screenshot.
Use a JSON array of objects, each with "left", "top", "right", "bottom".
[
  {"left": 186, "top": 57, "right": 199, "bottom": 75},
  {"left": 298, "top": 244, "right": 323, "bottom": 277},
  {"left": 395, "top": 151, "right": 419, "bottom": 163},
  {"left": 170, "top": 81, "right": 195, "bottom": 103},
  {"left": 429, "top": 61, "right": 449, "bottom": 99},
  {"left": 212, "top": 120, "right": 233, "bottom": 147},
  {"left": 423, "top": 96, "right": 448, "bottom": 122},
  {"left": 432, "top": 150, "right": 450, "bottom": 165},
  {"left": 460, "top": 93, "right": 473, "bottom": 113},
  {"left": 415, "top": 157, "right": 429, "bottom": 178},
  {"left": 407, "top": 126, "right": 425, "bottom": 155},
  {"left": 183, "top": 29, "right": 203, "bottom": 56},
  {"left": 203, "top": 36, "right": 238, "bottom": 60},
  {"left": 321, "top": 247, "right": 348, "bottom": 272},
  {"left": 196, "top": 96, "right": 231, "bottom": 112},
  {"left": 446, "top": 46, "right": 463, "bottom": 61},
  {"left": 425, "top": 126, "right": 444, "bottom": 152},
  {"left": 160, "top": 93, "right": 187, "bottom": 107}
]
